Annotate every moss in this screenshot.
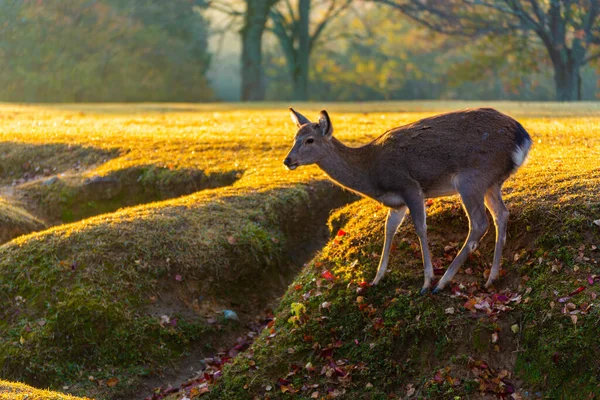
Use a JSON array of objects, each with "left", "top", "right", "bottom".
[
  {"left": 0, "top": 196, "right": 45, "bottom": 244},
  {"left": 0, "top": 180, "right": 353, "bottom": 399}
]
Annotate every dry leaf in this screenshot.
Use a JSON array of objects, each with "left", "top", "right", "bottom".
[{"left": 106, "top": 377, "right": 119, "bottom": 387}]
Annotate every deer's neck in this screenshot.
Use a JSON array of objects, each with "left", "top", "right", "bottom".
[{"left": 317, "top": 138, "right": 375, "bottom": 197}]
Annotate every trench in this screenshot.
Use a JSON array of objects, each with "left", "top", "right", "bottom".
[
  {"left": 133, "top": 184, "right": 358, "bottom": 400},
  {"left": 14, "top": 165, "right": 243, "bottom": 225}
]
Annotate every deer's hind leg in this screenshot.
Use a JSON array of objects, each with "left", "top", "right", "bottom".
[
  {"left": 403, "top": 192, "right": 435, "bottom": 294},
  {"left": 484, "top": 184, "right": 509, "bottom": 288},
  {"left": 433, "top": 182, "right": 489, "bottom": 293},
  {"left": 372, "top": 206, "right": 407, "bottom": 285}
]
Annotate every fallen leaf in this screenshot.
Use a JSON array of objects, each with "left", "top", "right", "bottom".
[
  {"left": 321, "top": 270, "right": 336, "bottom": 281},
  {"left": 175, "top": 274, "right": 183, "bottom": 282},
  {"left": 106, "top": 377, "right": 119, "bottom": 387},
  {"left": 511, "top": 324, "right": 519, "bottom": 334},
  {"left": 570, "top": 314, "right": 578, "bottom": 325},
  {"left": 445, "top": 307, "right": 455, "bottom": 314},
  {"left": 568, "top": 286, "right": 586, "bottom": 296},
  {"left": 227, "top": 236, "right": 236, "bottom": 245},
  {"left": 337, "top": 229, "right": 347, "bottom": 237},
  {"left": 593, "top": 219, "right": 600, "bottom": 227}
]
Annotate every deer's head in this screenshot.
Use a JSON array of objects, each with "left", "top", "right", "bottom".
[{"left": 283, "top": 108, "right": 333, "bottom": 170}]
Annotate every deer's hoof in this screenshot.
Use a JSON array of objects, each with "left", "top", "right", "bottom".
[
  {"left": 431, "top": 286, "right": 442, "bottom": 295},
  {"left": 419, "top": 287, "right": 430, "bottom": 295}
]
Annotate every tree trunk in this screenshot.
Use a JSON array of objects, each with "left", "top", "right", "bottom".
[
  {"left": 552, "top": 60, "right": 580, "bottom": 102},
  {"left": 291, "top": 0, "right": 310, "bottom": 101},
  {"left": 240, "top": 0, "right": 272, "bottom": 101}
]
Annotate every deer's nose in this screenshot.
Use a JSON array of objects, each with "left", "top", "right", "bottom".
[{"left": 283, "top": 157, "right": 291, "bottom": 166}]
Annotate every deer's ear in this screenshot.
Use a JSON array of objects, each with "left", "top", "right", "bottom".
[
  {"left": 289, "top": 108, "right": 310, "bottom": 127},
  {"left": 319, "top": 110, "right": 333, "bottom": 138}
]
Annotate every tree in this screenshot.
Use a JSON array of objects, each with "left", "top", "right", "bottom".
[
  {"left": 0, "top": 0, "right": 213, "bottom": 102},
  {"left": 268, "top": 0, "right": 352, "bottom": 100},
  {"left": 375, "top": 0, "right": 600, "bottom": 101},
  {"left": 241, "top": 0, "right": 280, "bottom": 100},
  {"left": 209, "top": 0, "right": 280, "bottom": 100}
]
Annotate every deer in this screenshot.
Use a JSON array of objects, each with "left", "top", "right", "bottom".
[{"left": 283, "top": 108, "right": 532, "bottom": 293}]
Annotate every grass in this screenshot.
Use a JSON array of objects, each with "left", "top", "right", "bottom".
[
  {"left": 0, "top": 195, "right": 45, "bottom": 244},
  {"left": 0, "top": 102, "right": 599, "bottom": 399},
  {"left": 0, "top": 379, "right": 89, "bottom": 400}
]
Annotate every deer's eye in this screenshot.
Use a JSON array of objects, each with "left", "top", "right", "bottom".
[{"left": 305, "top": 138, "right": 315, "bottom": 144}]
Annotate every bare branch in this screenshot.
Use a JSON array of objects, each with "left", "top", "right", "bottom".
[{"left": 310, "top": 0, "right": 352, "bottom": 49}]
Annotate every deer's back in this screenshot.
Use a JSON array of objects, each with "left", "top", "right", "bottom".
[{"left": 371, "top": 108, "right": 526, "bottom": 193}]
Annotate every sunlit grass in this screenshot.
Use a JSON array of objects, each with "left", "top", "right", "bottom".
[
  {"left": 0, "top": 102, "right": 599, "bottom": 399},
  {"left": 0, "top": 379, "right": 89, "bottom": 400}
]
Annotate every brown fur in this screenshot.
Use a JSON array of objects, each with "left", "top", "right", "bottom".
[
  {"left": 284, "top": 107, "right": 531, "bottom": 291},
  {"left": 308, "top": 108, "right": 519, "bottom": 206}
]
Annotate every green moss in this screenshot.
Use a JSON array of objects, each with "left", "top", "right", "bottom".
[{"left": 0, "top": 180, "right": 353, "bottom": 399}]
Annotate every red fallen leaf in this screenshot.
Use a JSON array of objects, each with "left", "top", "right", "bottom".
[
  {"left": 175, "top": 274, "right": 183, "bottom": 282},
  {"left": 568, "top": 286, "right": 586, "bottom": 296},
  {"left": 277, "top": 378, "right": 292, "bottom": 386},
  {"left": 552, "top": 352, "right": 561, "bottom": 364},
  {"left": 320, "top": 348, "right": 334, "bottom": 358},
  {"left": 354, "top": 339, "right": 359, "bottom": 346},
  {"left": 372, "top": 318, "right": 384, "bottom": 330},
  {"left": 358, "top": 281, "right": 371, "bottom": 288},
  {"left": 321, "top": 270, "right": 336, "bottom": 281},
  {"left": 337, "top": 229, "right": 347, "bottom": 237},
  {"left": 588, "top": 276, "right": 595, "bottom": 285},
  {"left": 433, "top": 268, "right": 445, "bottom": 276},
  {"left": 294, "top": 284, "right": 303, "bottom": 291},
  {"left": 425, "top": 199, "right": 434, "bottom": 206}
]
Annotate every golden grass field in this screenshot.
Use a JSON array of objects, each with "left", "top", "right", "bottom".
[{"left": 0, "top": 102, "right": 599, "bottom": 399}]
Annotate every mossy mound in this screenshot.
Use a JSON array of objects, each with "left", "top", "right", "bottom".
[
  {"left": 16, "top": 166, "right": 242, "bottom": 224},
  {"left": 0, "top": 196, "right": 45, "bottom": 244},
  {"left": 0, "top": 379, "right": 90, "bottom": 400},
  {"left": 0, "top": 142, "right": 117, "bottom": 186},
  {"left": 203, "top": 116, "right": 600, "bottom": 399},
  {"left": 0, "top": 181, "right": 354, "bottom": 399},
  {"left": 207, "top": 193, "right": 600, "bottom": 399}
]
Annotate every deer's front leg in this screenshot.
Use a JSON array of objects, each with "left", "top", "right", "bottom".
[{"left": 372, "top": 206, "right": 407, "bottom": 285}]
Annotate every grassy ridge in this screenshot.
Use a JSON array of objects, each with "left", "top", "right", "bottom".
[
  {"left": 0, "top": 196, "right": 45, "bottom": 243},
  {"left": 202, "top": 106, "right": 600, "bottom": 399},
  {"left": 0, "top": 181, "right": 353, "bottom": 398}
]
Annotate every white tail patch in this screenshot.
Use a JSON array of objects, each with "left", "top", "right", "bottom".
[{"left": 512, "top": 138, "right": 532, "bottom": 168}]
